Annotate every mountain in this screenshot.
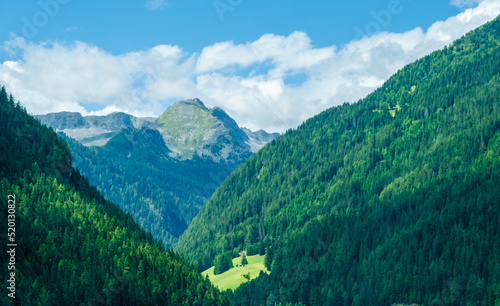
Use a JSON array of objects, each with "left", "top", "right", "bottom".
[
  {"left": 176, "top": 16, "right": 500, "bottom": 305},
  {"left": 36, "top": 111, "right": 156, "bottom": 146},
  {"left": 149, "top": 98, "right": 279, "bottom": 162},
  {"left": 36, "top": 99, "right": 279, "bottom": 161},
  {"left": 241, "top": 127, "right": 282, "bottom": 153},
  {"left": 37, "top": 100, "right": 279, "bottom": 247},
  {"left": 0, "top": 86, "right": 228, "bottom": 305},
  {"left": 154, "top": 99, "right": 251, "bottom": 162}
]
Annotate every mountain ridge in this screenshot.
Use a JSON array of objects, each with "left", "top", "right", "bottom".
[
  {"left": 37, "top": 99, "right": 280, "bottom": 162},
  {"left": 36, "top": 111, "right": 156, "bottom": 146}
]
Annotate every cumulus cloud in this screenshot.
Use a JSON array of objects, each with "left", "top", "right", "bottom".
[
  {"left": 1, "top": 1, "right": 499, "bottom": 132},
  {"left": 195, "top": 32, "right": 336, "bottom": 76}
]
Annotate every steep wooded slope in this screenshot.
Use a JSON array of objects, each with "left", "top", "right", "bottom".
[
  {"left": 0, "top": 87, "right": 228, "bottom": 305},
  {"left": 176, "top": 16, "right": 500, "bottom": 305}
]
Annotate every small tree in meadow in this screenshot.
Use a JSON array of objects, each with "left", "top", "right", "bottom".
[{"left": 241, "top": 254, "right": 248, "bottom": 266}]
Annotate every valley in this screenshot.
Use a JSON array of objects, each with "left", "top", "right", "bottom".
[
  {"left": 0, "top": 5, "right": 499, "bottom": 306},
  {"left": 36, "top": 99, "right": 279, "bottom": 246}
]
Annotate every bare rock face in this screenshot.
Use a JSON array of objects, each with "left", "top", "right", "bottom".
[{"left": 36, "top": 111, "right": 155, "bottom": 147}]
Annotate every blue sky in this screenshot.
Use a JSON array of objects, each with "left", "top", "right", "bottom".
[
  {"left": 0, "top": 0, "right": 498, "bottom": 132},
  {"left": 0, "top": 0, "right": 462, "bottom": 54}
]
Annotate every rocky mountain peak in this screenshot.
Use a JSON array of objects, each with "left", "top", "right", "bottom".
[{"left": 181, "top": 98, "right": 209, "bottom": 111}]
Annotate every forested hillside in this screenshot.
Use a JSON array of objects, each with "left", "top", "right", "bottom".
[
  {"left": 0, "top": 86, "right": 228, "bottom": 304},
  {"left": 61, "top": 130, "right": 239, "bottom": 246},
  {"left": 176, "top": 16, "right": 500, "bottom": 305}
]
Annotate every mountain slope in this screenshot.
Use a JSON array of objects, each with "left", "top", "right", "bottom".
[
  {"left": 38, "top": 99, "right": 279, "bottom": 247},
  {"left": 61, "top": 128, "right": 240, "bottom": 246},
  {"left": 0, "top": 87, "right": 228, "bottom": 305},
  {"left": 176, "top": 16, "right": 500, "bottom": 305}
]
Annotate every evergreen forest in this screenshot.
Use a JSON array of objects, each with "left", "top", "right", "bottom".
[
  {"left": 1, "top": 11, "right": 499, "bottom": 306},
  {"left": 176, "top": 15, "right": 500, "bottom": 306},
  {"left": 0, "top": 86, "right": 228, "bottom": 305},
  {"left": 61, "top": 130, "right": 241, "bottom": 246}
]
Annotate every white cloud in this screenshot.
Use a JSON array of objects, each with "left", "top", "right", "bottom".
[
  {"left": 195, "top": 32, "right": 336, "bottom": 76},
  {"left": 146, "top": 0, "right": 167, "bottom": 10},
  {"left": 1, "top": 2, "right": 500, "bottom": 132},
  {"left": 450, "top": 0, "right": 483, "bottom": 9}
]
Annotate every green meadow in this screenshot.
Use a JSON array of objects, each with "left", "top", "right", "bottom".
[{"left": 202, "top": 255, "right": 269, "bottom": 291}]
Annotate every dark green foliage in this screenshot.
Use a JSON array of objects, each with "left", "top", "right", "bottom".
[
  {"left": 177, "top": 16, "right": 500, "bottom": 305},
  {"left": 264, "top": 246, "right": 273, "bottom": 271},
  {"left": 0, "top": 88, "right": 72, "bottom": 183},
  {"left": 60, "top": 128, "right": 241, "bottom": 247},
  {"left": 0, "top": 87, "right": 228, "bottom": 305},
  {"left": 214, "top": 253, "right": 234, "bottom": 275},
  {"left": 241, "top": 255, "right": 248, "bottom": 266}
]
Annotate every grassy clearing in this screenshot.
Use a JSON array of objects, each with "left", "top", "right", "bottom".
[{"left": 202, "top": 254, "right": 269, "bottom": 291}]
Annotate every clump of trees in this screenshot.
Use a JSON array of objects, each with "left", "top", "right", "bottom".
[
  {"left": 241, "top": 254, "right": 248, "bottom": 266},
  {"left": 214, "top": 253, "right": 233, "bottom": 275}
]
